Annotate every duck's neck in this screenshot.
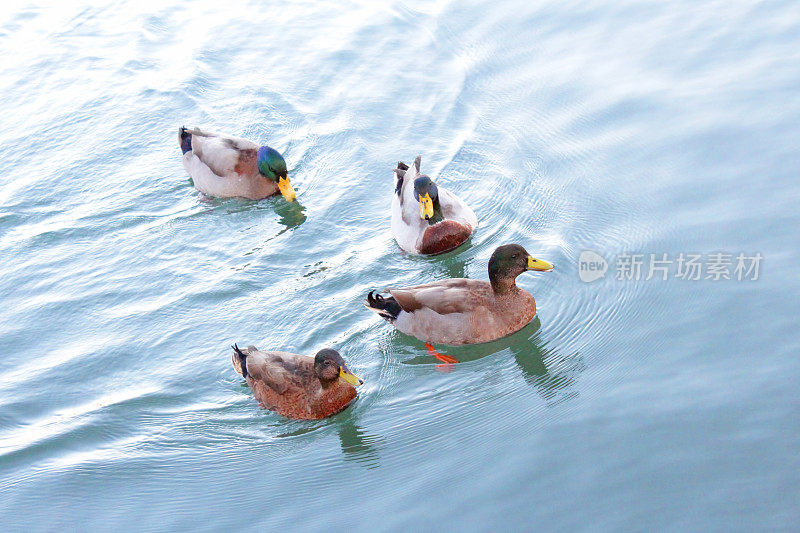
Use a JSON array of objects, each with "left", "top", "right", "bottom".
[
  {"left": 426, "top": 198, "right": 445, "bottom": 225},
  {"left": 319, "top": 377, "right": 337, "bottom": 390},
  {"left": 490, "top": 276, "right": 519, "bottom": 296}
]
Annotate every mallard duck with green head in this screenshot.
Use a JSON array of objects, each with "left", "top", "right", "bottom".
[
  {"left": 391, "top": 155, "right": 478, "bottom": 255},
  {"left": 178, "top": 127, "right": 295, "bottom": 201}
]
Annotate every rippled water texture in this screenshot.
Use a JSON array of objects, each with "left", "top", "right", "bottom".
[{"left": 1, "top": 1, "right": 799, "bottom": 530}]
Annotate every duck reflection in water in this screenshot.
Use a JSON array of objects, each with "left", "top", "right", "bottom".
[
  {"left": 401, "top": 317, "right": 584, "bottom": 404},
  {"left": 273, "top": 414, "right": 382, "bottom": 467},
  {"left": 336, "top": 416, "right": 382, "bottom": 468},
  {"left": 238, "top": 200, "right": 307, "bottom": 260},
  {"left": 273, "top": 199, "right": 307, "bottom": 235},
  {"left": 508, "top": 318, "right": 584, "bottom": 406}
]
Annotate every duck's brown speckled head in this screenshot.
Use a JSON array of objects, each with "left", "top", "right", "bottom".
[
  {"left": 489, "top": 244, "right": 554, "bottom": 294},
  {"left": 314, "top": 349, "right": 364, "bottom": 386}
]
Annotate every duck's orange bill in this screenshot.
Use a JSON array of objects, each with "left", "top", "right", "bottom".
[
  {"left": 418, "top": 193, "right": 434, "bottom": 220},
  {"left": 425, "top": 342, "right": 459, "bottom": 364},
  {"left": 339, "top": 366, "right": 364, "bottom": 386},
  {"left": 527, "top": 256, "right": 553, "bottom": 272},
  {"left": 278, "top": 176, "right": 296, "bottom": 202}
]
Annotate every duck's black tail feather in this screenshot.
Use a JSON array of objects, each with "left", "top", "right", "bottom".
[
  {"left": 365, "top": 291, "right": 402, "bottom": 322},
  {"left": 232, "top": 343, "right": 248, "bottom": 378},
  {"left": 394, "top": 161, "right": 408, "bottom": 196},
  {"left": 179, "top": 126, "right": 192, "bottom": 154}
]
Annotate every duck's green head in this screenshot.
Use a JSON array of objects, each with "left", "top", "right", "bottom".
[
  {"left": 413, "top": 175, "right": 441, "bottom": 223},
  {"left": 314, "top": 349, "right": 363, "bottom": 387},
  {"left": 257, "top": 146, "right": 295, "bottom": 202},
  {"left": 489, "top": 244, "right": 553, "bottom": 293}
]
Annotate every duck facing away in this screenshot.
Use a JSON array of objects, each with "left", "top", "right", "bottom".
[
  {"left": 391, "top": 156, "right": 477, "bottom": 255},
  {"left": 365, "top": 244, "right": 553, "bottom": 345},
  {"left": 232, "top": 345, "right": 363, "bottom": 420},
  {"left": 179, "top": 127, "right": 295, "bottom": 201}
]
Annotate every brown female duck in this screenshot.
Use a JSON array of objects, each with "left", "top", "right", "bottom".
[
  {"left": 232, "top": 345, "right": 363, "bottom": 420},
  {"left": 365, "top": 244, "right": 553, "bottom": 345}
]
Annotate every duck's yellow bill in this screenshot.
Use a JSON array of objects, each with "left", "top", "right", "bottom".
[
  {"left": 278, "top": 176, "right": 296, "bottom": 202},
  {"left": 418, "top": 193, "right": 434, "bottom": 220},
  {"left": 339, "top": 366, "right": 364, "bottom": 386},
  {"left": 527, "top": 256, "right": 554, "bottom": 272}
]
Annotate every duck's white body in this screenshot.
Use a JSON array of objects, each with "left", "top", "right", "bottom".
[
  {"left": 180, "top": 128, "right": 279, "bottom": 200},
  {"left": 391, "top": 156, "right": 477, "bottom": 255}
]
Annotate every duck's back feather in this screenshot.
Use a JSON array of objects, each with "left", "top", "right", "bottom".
[
  {"left": 241, "top": 349, "right": 308, "bottom": 393},
  {"left": 390, "top": 278, "right": 487, "bottom": 315},
  {"left": 190, "top": 130, "right": 259, "bottom": 177}
]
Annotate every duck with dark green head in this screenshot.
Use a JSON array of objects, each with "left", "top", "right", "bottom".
[
  {"left": 179, "top": 126, "right": 295, "bottom": 201},
  {"left": 365, "top": 244, "right": 553, "bottom": 345},
  {"left": 391, "top": 155, "right": 478, "bottom": 255}
]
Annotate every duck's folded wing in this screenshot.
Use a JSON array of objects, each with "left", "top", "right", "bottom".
[
  {"left": 438, "top": 187, "right": 478, "bottom": 227},
  {"left": 397, "top": 155, "right": 424, "bottom": 223},
  {"left": 190, "top": 131, "right": 259, "bottom": 177},
  {"left": 389, "top": 278, "right": 485, "bottom": 315},
  {"left": 244, "top": 350, "right": 303, "bottom": 394}
]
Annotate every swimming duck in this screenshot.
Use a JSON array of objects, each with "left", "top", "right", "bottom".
[
  {"left": 178, "top": 127, "right": 295, "bottom": 201},
  {"left": 391, "top": 156, "right": 477, "bottom": 255},
  {"left": 365, "top": 244, "right": 553, "bottom": 345},
  {"left": 232, "top": 344, "right": 363, "bottom": 420}
]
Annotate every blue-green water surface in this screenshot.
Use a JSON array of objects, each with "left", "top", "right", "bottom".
[{"left": 1, "top": 1, "right": 799, "bottom": 530}]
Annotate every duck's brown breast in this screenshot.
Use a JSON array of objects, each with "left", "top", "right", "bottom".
[
  {"left": 311, "top": 382, "right": 358, "bottom": 419},
  {"left": 471, "top": 290, "right": 537, "bottom": 343},
  {"left": 419, "top": 220, "right": 472, "bottom": 255},
  {"left": 249, "top": 378, "right": 356, "bottom": 420}
]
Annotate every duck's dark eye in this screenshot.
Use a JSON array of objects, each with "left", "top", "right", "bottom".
[{"left": 512, "top": 254, "right": 518, "bottom": 259}]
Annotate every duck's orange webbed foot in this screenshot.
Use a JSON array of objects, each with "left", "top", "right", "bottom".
[{"left": 425, "top": 342, "right": 459, "bottom": 365}]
